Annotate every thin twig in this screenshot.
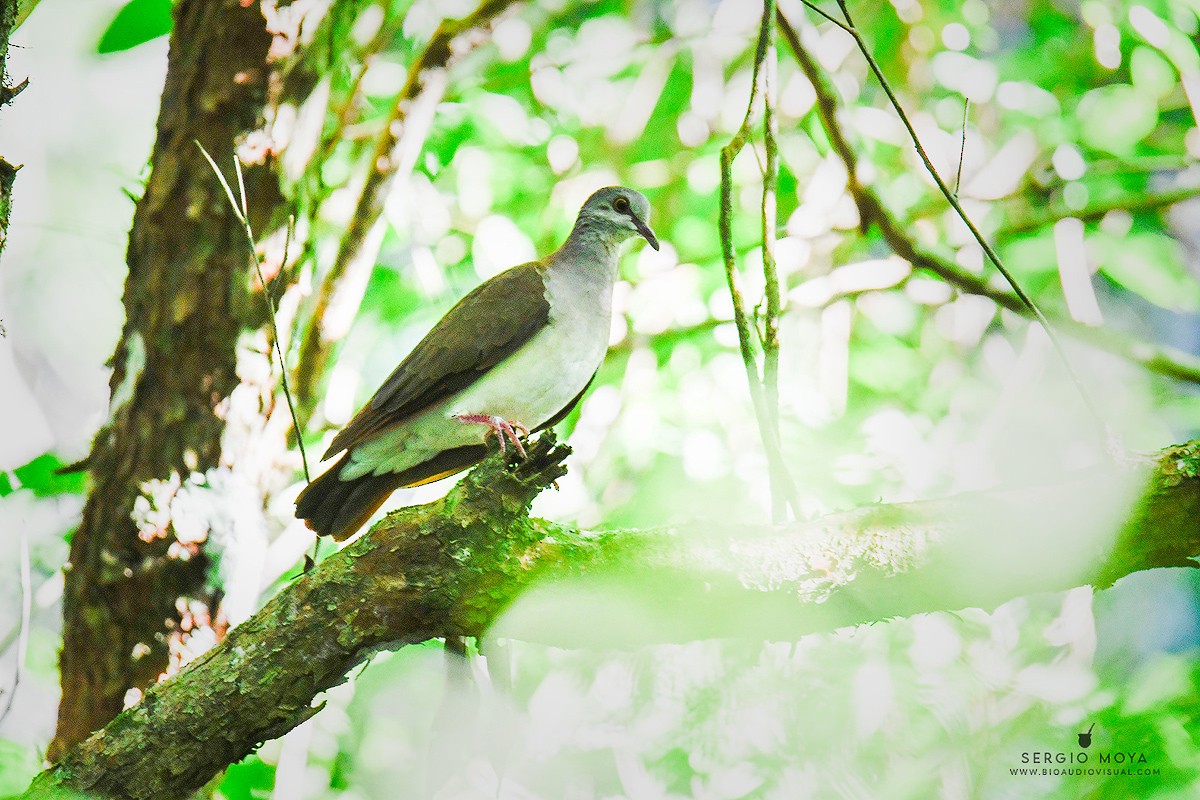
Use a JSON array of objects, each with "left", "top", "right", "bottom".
[
  {"left": 0, "top": 530, "right": 31, "bottom": 724},
  {"left": 232, "top": 154, "right": 312, "bottom": 483},
  {"left": 799, "top": 0, "right": 852, "bottom": 32},
  {"left": 720, "top": 0, "right": 800, "bottom": 520},
  {"left": 775, "top": 9, "right": 1200, "bottom": 386},
  {"left": 954, "top": 99, "right": 969, "bottom": 196},
  {"left": 831, "top": 0, "right": 1106, "bottom": 439},
  {"left": 199, "top": 145, "right": 325, "bottom": 569}
]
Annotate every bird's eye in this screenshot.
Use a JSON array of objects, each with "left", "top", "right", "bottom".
[{"left": 612, "top": 196, "right": 630, "bottom": 213}]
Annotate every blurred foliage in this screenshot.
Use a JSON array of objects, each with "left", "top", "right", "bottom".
[
  {"left": 8, "top": 0, "right": 1200, "bottom": 796},
  {"left": 292, "top": 0, "right": 1200, "bottom": 529},
  {"left": 252, "top": 0, "right": 1200, "bottom": 795}
]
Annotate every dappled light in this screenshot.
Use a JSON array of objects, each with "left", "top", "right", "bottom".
[{"left": 3, "top": 0, "right": 1200, "bottom": 797}]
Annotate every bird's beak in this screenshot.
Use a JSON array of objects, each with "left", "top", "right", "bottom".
[{"left": 633, "top": 215, "right": 660, "bottom": 251}]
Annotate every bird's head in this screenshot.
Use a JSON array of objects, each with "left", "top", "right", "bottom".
[{"left": 577, "top": 186, "right": 660, "bottom": 251}]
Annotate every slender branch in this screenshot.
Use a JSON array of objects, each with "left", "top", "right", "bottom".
[
  {"left": 954, "top": 99, "right": 968, "bottom": 196},
  {"left": 829, "top": 0, "right": 1106, "bottom": 439},
  {"left": 196, "top": 145, "right": 312, "bottom": 483},
  {"left": 824, "top": 1, "right": 1033, "bottom": 322},
  {"left": 760, "top": 15, "right": 786, "bottom": 523},
  {"left": 878, "top": 207, "right": 1200, "bottom": 384},
  {"left": 776, "top": 8, "right": 1200, "bottom": 385},
  {"left": 799, "top": 0, "right": 851, "bottom": 32},
  {"left": 720, "top": 0, "right": 800, "bottom": 519},
  {"left": 999, "top": 183, "right": 1200, "bottom": 237}
]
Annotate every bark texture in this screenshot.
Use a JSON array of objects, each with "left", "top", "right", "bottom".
[
  {"left": 50, "top": 0, "right": 273, "bottom": 761},
  {"left": 20, "top": 437, "right": 1200, "bottom": 799},
  {"left": 26, "top": 435, "right": 572, "bottom": 800},
  {"left": 0, "top": 0, "right": 25, "bottom": 264}
]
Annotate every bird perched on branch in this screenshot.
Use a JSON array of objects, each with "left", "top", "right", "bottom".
[{"left": 296, "top": 186, "right": 658, "bottom": 541}]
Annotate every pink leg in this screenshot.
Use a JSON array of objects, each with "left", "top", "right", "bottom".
[{"left": 453, "top": 414, "right": 529, "bottom": 457}]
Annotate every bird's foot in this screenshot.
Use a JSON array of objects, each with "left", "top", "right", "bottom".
[{"left": 453, "top": 414, "right": 529, "bottom": 457}]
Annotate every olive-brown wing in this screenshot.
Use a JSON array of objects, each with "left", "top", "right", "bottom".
[{"left": 323, "top": 262, "right": 551, "bottom": 458}]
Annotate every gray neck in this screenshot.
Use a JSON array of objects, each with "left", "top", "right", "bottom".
[{"left": 546, "top": 216, "right": 627, "bottom": 281}]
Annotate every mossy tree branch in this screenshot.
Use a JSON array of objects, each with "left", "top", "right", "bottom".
[
  {"left": 25, "top": 435, "right": 571, "bottom": 800},
  {"left": 20, "top": 434, "right": 1200, "bottom": 799}
]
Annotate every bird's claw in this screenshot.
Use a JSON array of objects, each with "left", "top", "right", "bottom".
[{"left": 453, "top": 414, "right": 529, "bottom": 457}]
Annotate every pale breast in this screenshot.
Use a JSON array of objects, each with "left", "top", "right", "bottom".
[
  {"left": 445, "top": 265, "right": 611, "bottom": 425},
  {"left": 345, "top": 263, "right": 614, "bottom": 480}
]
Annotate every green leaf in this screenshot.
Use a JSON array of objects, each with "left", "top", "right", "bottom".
[
  {"left": 97, "top": 0, "right": 173, "bottom": 55},
  {"left": 13, "top": 454, "right": 86, "bottom": 497},
  {"left": 1094, "top": 231, "right": 1200, "bottom": 311}
]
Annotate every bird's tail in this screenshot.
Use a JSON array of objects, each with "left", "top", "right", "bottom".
[
  {"left": 295, "top": 444, "right": 491, "bottom": 541},
  {"left": 295, "top": 454, "right": 405, "bottom": 541}
]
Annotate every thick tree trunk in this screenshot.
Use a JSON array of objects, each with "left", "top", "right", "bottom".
[
  {"left": 49, "top": 0, "right": 273, "bottom": 761},
  {"left": 20, "top": 437, "right": 1200, "bottom": 799}
]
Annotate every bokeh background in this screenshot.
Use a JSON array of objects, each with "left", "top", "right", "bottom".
[{"left": 4, "top": 0, "right": 1200, "bottom": 796}]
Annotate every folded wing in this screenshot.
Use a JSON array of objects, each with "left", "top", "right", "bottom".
[{"left": 323, "top": 263, "right": 551, "bottom": 458}]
